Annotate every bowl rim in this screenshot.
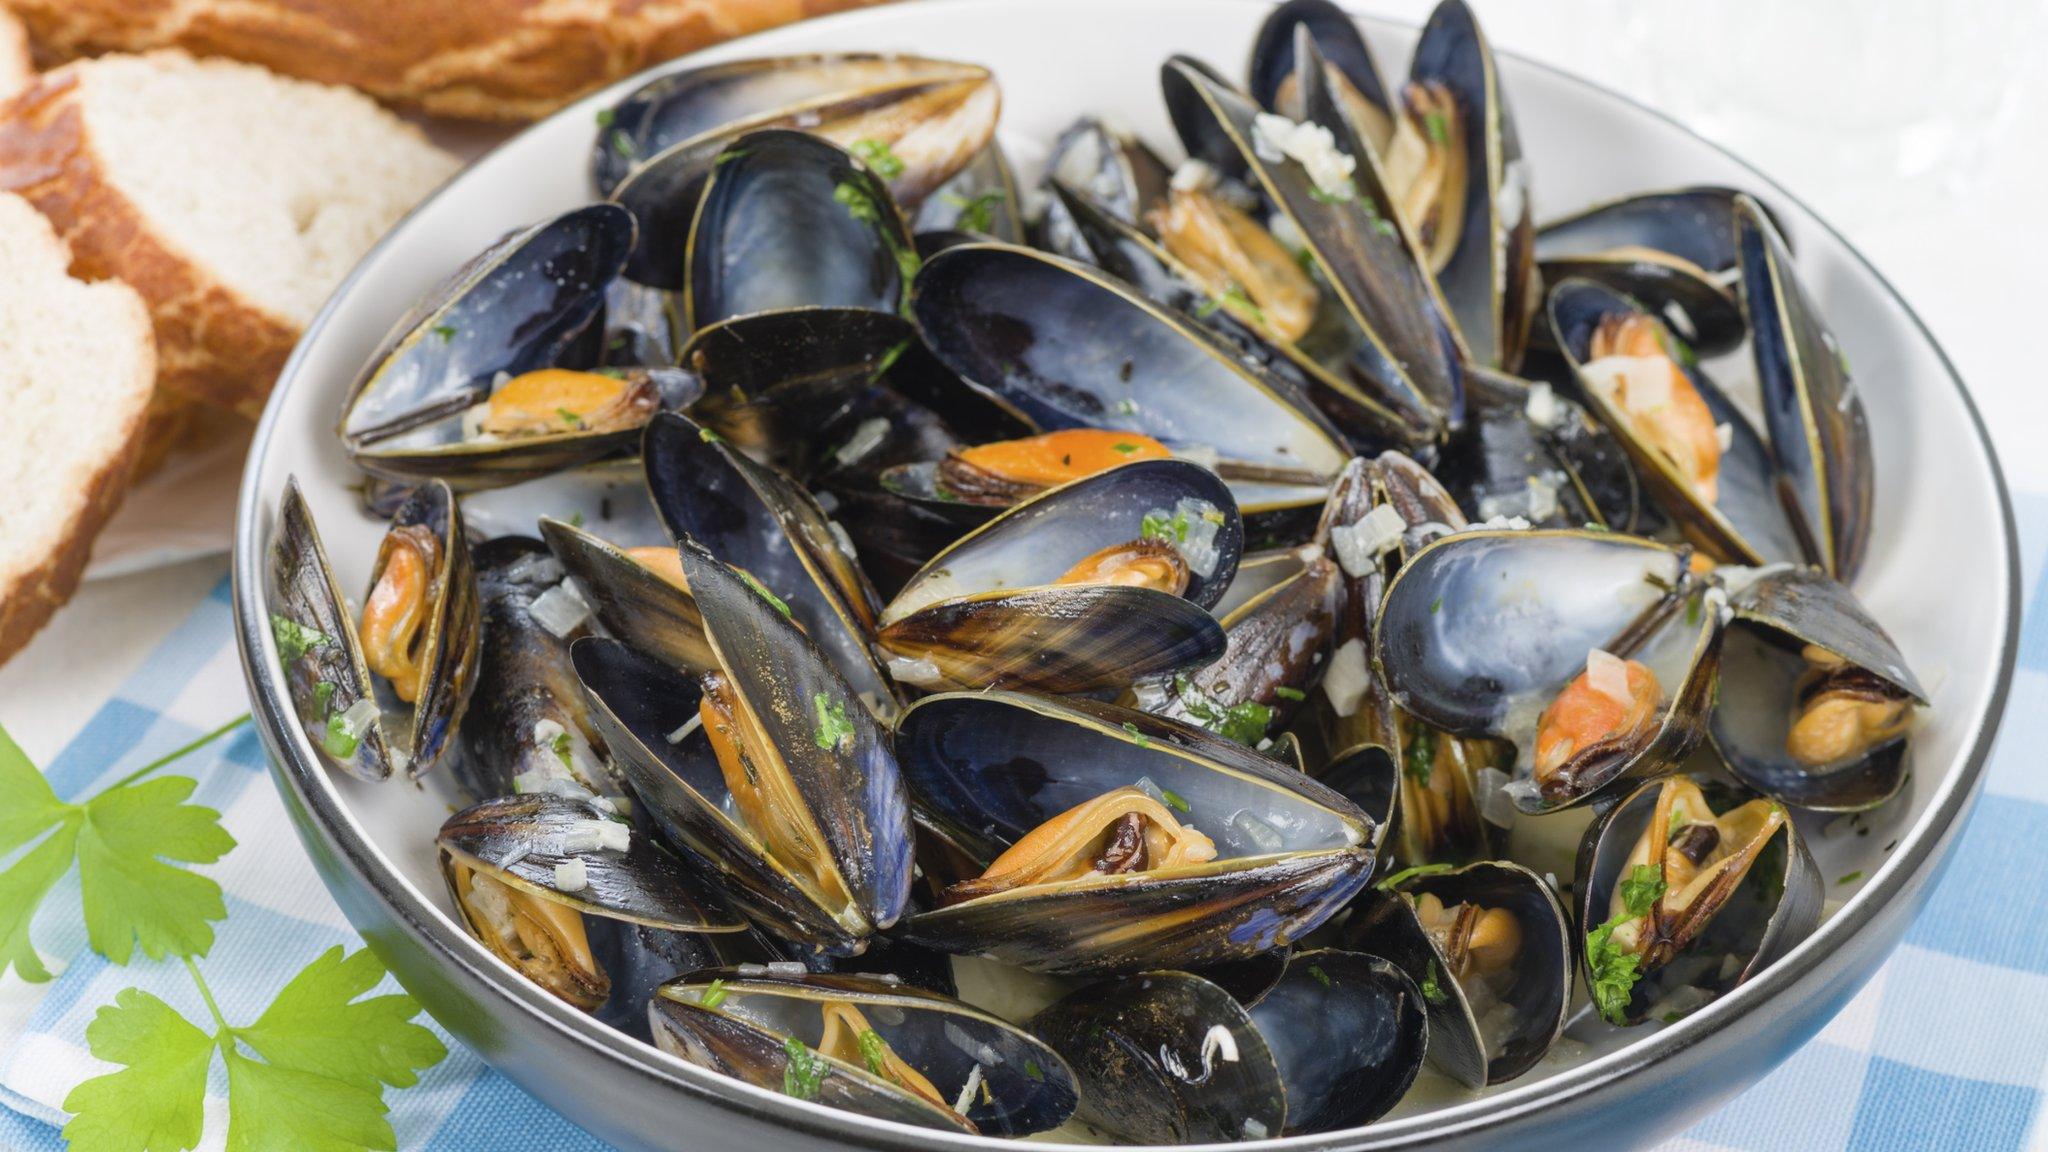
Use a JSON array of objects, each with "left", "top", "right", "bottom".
[{"left": 230, "top": 1, "right": 2023, "bottom": 1147}]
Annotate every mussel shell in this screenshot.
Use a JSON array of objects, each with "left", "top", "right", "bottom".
[
  {"left": 1248, "top": 0, "right": 1391, "bottom": 120},
  {"left": 267, "top": 478, "right": 393, "bottom": 781},
  {"left": 1737, "top": 194, "right": 1872, "bottom": 581},
  {"left": 366, "top": 480, "right": 480, "bottom": 774},
  {"left": 643, "top": 412, "right": 894, "bottom": 707},
  {"left": 538, "top": 518, "right": 713, "bottom": 674},
  {"left": 437, "top": 794, "right": 741, "bottom": 931},
  {"left": 684, "top": 130, "right": 917, "bottom": 332},
  {"left": 1034, "top": 116, "right": 1174, "bottom": 262},
  {"left": 652, "top": 970, "right": 1077, "bottom": 1137},
  {"left": 340, "top": 205, "right": 638, "bottom": 486},
  {"left": 1154, "top": 549, "right": 1338, "bottom": 739},
  {"left": 1245, "top": 948, "right": 1428, "bottom": 1131},
  {"left": 895, "top": 692, "right": 1374, "bottom": 974},
  {"left": 1408, "top": 0, "right": 1538, "bottom": 371},
  {"left": 1538, "top": 257, "right": 1744, "bottom": 357},
  {"left": 912, "top": 142, "right": 1024, "bottom": 242},
  {"left": 911, "top": 242, "right": 1349, "bottom": 515},
  {"left": 1549, "top": 277, "right": 1803, "bottom": 565},
  {"left": 1028, "top": 971, "right": 1283, "bottom": 1144},
  {"left": 1375, "top": 529, "right": 1722, "bottom": 812},
  {"left": 591, "top": 921, "right": 765, "bottom": 1042},
  {"left": 1574, "top": 776, "right": 1823, "bottom": 1025},
  {"left": 1161, "top": 54, "right": 1462, "bottom": 439},
  {"left": 1435, "top": 365, "right": 1644, "bottom": 532},
  {"left": 1343, "top": 861, "right": 1569, "bottom": 1086},
  {"left": 458, "top": 459, "right": 669, "bottom": 548},
  {"left": 1709, "top": 567, "right": 1925, "bottom": 811}
]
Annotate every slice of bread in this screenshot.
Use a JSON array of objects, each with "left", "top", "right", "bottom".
[
  {"left": 0, "top": 7, "right": 32, "bottom": 102},
  {"left": 0, "top": 191, "right": 156, "bottom": 664},
  {"left": 0, "top": 51, "right": 459, "bottom": 416},
  {"left": 0, "top": 0, "right": 891, "bottom": 121}
]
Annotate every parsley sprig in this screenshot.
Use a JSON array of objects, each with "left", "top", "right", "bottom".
[
  {"left": 61, "top": 948, "right": 446, "bottom": 1152},
  {"left": 1585, "top": 863, "right": 1668, "bottom": 1024},
  {"left": 1, "top": 717, "right": 246, "bottom": 981}
]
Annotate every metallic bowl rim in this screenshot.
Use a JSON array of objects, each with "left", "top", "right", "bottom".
[{"left": 230, "top": 2, "right": 2021, "bottom": 1148}]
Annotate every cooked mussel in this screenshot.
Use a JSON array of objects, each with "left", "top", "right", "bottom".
[
  {"left": 1249, "top": 0, "right": 1394, "bottom": 146},
  {"left": 572, "top": 537, "right": 914, "bottom": 955},
  {"left": 1536, "top": 187, "right": 1762, "bottom": 355},
  {"left": 1028, "top": 950, "right": 1424, "bottom": 1140},
  {"left": 1435, "top": 365, "right": 1646, "bottom": 532},
  {"left": 438, "top": 793, "right": 743, "bottom": 1010},
  {"left": 267, "top": 478, "right": 395, "bottom": 781},
  {"left": 1376, "top": 529, "right": 1722, "bottom": 812},
  {"left": 651, "top": 969, "right": 1076, "bottom": 1136},
  {"left": 1574, "top": 774, "right": 1821, "bottom": 1026},
  {"left": 340, "top": 205, "right": 679, "bottom": 489},
  {"left": 1709, "top": 566, "right": 1926, "bottom": 811},
  {"left": 354, "top": 480, "right": 479, "bottom": 775},
  {"left": 1342, "top": 861, "right": 1569, "bottom": 1085},
  {"left": 896, "top": 692, "right": 1376, "bottom": 974},
  {"left": 876, "top": 459, "right": 1237, "bottom": 694}
]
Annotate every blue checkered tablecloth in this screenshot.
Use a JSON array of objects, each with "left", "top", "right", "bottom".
[{"left": 4, "top": 495, "right": 2046, "bottom": 1151}]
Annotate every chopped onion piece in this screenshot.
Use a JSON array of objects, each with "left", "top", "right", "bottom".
[
  {"left": 766, "top": 961, "right": 809, "bottom": 976},
  {"left": 530, "top": 579, "right": 592, "bottom": 638},
  {"left": 953, "top": 1063, "right": 985, "bottom": 1116},
  {"left": 1476, "top": 767, "right": 1519, "bottom": 828},
  {"left": 1250, "top": 112, "right": 1357, "bottom": 199},
  {"left": 887, "top": 656, "right": 944, "bottom": 687},
  {"left": 1586, "top": 648, "right": 1633, "bottom": 704},
  {"left": 1715, "top": 422, "right": 1734, "bottom": 452},
  {"left": 666, "top": 713, "right": 703, "bottom": 745},
  {"left": 552, "top": 858, "right": 588, "bottom": 893},
  {"left": 1524, "top": 382, "right": 1562, "bottom": 429},
  {"left": 333, "top": 698, "right": 379, "bottom": 744},
  {"left": 1226, "top": 809, "right": 1285, "bottom": 855},
  {"left": 1331, "top": 504, "right": 1405, "bottom": 577},
  {"left": 835, "top": 417, "right": 891, "bottom": 466},
  {"left": 1200, "top": 1023, "right": 1241, "bottom": 1068},
  {"left": 1170, "top": 157, "right": 1221, "bottom": 192},
  {"left": 1321, "top": 638, "right": 1370, "bottom": 717}
]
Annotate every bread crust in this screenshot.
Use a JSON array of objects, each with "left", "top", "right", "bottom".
[
  {"left": 3, "top": 0, "right": 893, "bottom": 121},
  {"left": 0, "top": 66, "right": 308, "bottom": 417}
]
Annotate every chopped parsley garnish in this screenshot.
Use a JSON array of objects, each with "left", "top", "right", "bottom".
[
  {"left": 1171, "top": 674, "right": 1273, "bottom": 746},
  {"left": 1430, "top": 597, "right": 1443, "bottom": 615},
  {"left": 1158, "top": 787, "right": 1190, "bottom": 814},
  {"left": 567, "top": 511, "right": 585, "bottom": 529},
  {"left": 553, "top": 731, "right": 573, "bottom": 770},
  {"left": 737, "top": 570, "right": 792, "bottom": 618},
  {"left": 1420, "top": 961, "right": 1448, "bottom": 1004},
  {"left": 1221, "top": 283, "right": 1264, "bottom": 324},
  {"left": 943, "top": 189, "right": 1007, "bottom": 233},
  {"left": 1423, "top": 110, "right": 1450, "bottom": 144},
  {"left": 1404, "top": 726, "right": 1438, "bottom": 784},
  {"left": 1308, "top": 180, "right": 1358, "bottom": 205},
  {"left": 868, "top": 338, "right": 912, "bottom": 384},
  {"left": 430, "top": 324, "right": 456, "bottom": 343},
  {"left": 813, "top": 694, "right": 856, "bottom": 750},
  {"left": 1274, "top": 686, "right": 1306, "bottom": 702},
  {"left": 857, "top": 1029, "right": 891, "bottom": 1077},
  {"left": 595, "top": 108, "right": 615, "bottom": 129},
  {"left": 850, "top": 138, "right": 906, "bottom": 179},
  {"left": 833, "top": 181, "right": 883, "bottom": 225},
  {"left": 312, "top": 681, "right": 336, "bottom": 717},
  {"left": 1141, "top": 510, "right": 1188, "bottom": 543},
  {"left": 1308, "top": 963, "right": 1333, "bottom": 988},
  {"left": 1585, "top": 864, "right": 1667, "bottom": 1024},
  {"left": 557, "top": 407, "right": 583, "bottom": 428},
  {"left": 270, "top": 614, "right": 330, "bottom": 663},
  {"left": 699, "top": 979, "right": 729, "bottom": 1009},
  {"left": 1023, "top": 1059, "right": 1045, "bottom": 1082},
  {"left": 1686, "top": 596, "right": 1702, "bottom": 626},
  {"left": 1837, "top": 871, "right": 1863, "bottom": 886},
  {"left": 1357, "top": 197, "right": 1398, "bottom": 239},
  {"left": 1377, "top": 862, "right": 1456, "bottom": 891},
  {"left": 1121, "top": 722, "right": 1150, "bottom": 747},
  {"left": 1112, "top": 442, "right": 1141, "bottom": 455},
  {"left": 698, "top": 425, "right": 724, "bottom": 443},
  {"left": 782, "top": 1038, "right": 825, "bottom": 1100},
  {"left": 1583, "top": 521, "right": 1611, "bottom": 533},
  {"left": 609, "top": 129, "right": 636, "bottom": 159},
  {"left": 1666, "top": 807, "right": 1690, "bottom": 843},
  {"left": 322, "top": 713, "right": 361, "bottom": 759}
]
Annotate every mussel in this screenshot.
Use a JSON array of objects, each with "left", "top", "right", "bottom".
[
  {"left": 1535, "top": 187, "right": 1763, "bottom": 356},
  {"left": 438, "top": 793, "right": 743, "bottom": 1010},
  {"left": 356, "top": 480, "right": 480, "bottom": 775},
  {"left": 895, "top": 691, "right": 1376, "bottom": 974},
  {"left": 651, "top": 969, "right": 1076, "bottom": 1135},
  {"left": 1028, "top": 950, "right": 1425, "bottom": 1141},
  {"left": 1574, "top": 774, "right": 1821, "bottom": 1025}
]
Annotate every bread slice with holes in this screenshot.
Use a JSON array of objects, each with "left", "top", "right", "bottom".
[
  {"left": 0, "top": 191, "right": 156, "bottom": 664},
  {"left": 0, "top": 51, "right": 460, "bottom": 417}
]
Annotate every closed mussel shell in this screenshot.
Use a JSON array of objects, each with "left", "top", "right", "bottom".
[
  {"left": 1709, "top": 566, "right": 1926, "bottom": 811},
  {"left": 652, "top": 970, "right": 1077, "bottom": 1136},
  {"left": 895, "top": 692, "right": 1375, "bottom": 974},
  {"left": 1343, "top": 861, "right": 1569, "bottom": 1085},
  {"left": 267, "top": 477, "right": 394, "bottom": 781},
  {"left": 1240, "top": 948, "right": 1427, "bottom": 1131},
  {"left": 1574, "top": 774, "right": 1822, "bottom": 1026},
  {"left": 1375, "top": 529, "right": 1723, "bottom": 812}
]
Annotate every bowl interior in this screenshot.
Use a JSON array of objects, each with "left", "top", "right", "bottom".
[{"left": 238, "top": 0, "right": 2013, "bottom": 1146}]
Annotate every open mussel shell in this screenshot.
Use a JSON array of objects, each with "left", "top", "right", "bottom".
[
  {"left": 1161, "top": 54, "right": 1461, "bottom": 442},
  {"left": 1709, "top": 567, "right": 1926, "bottom": 811},
  {"left": 1435, "top": 365, "right": 1645, "bottom": 532},
  {"left": 1249, "top": 0, "right": 1392, "bottom": 129},
  {"left": 684, "top": 130, "right": 918, "bottom": 332},
  {"left": 267, "top": 478, "right": 394, "bottom": 781},
  {"left": 1033, "top": 116, "right": 1174, "bottom": 261},
  {"left": 652, "top": 970, "right": 1076, "bottom": 1136},
  {"left": 361, "top": 480, "right": 480, "bottom": 775},
  {"left": 1408, "top": 0, "right": 1539, "bottom": 371},
  {"left": 1376, "top": 529, "right": 1723, "bottom": 812},
  {"left": 643, "top": 411, "right": 894, "bottom": 706},
  {"left": 1535, "top": 187, "right": 1765, "bottom": 355},
  {"left": 895, "top": 692, "right": 1375, "bottom": 974},
  {"left": 1574, "top": 774, "right": 1822, "bottom": 1026},
  {"left": 538, "top": 518, "right": 712, "bottom": 674},
  {"left": 1029, "top": 949, "right": 1423, "bottom": 1141},
  {"left": 876, "top": 459, "right": 1238, "bottom": 694},
  {"left": 1550, "top": 278, "right": 1804, "bottom": 566},
  {"left": 1736, "top": 195, "right": 1872, "bottom": 581},
  {"left": 1343, "top": 861, "right": 1569, "bottom": 1086},
  {"left": 339, "top": 205, "right": 641, "bottom": 488},
  {"left": 600, "top": 55, "right": 997, "bottom": 281},
  {"left": 912, "top": 242, "right": 1348, "bottom": 518}
]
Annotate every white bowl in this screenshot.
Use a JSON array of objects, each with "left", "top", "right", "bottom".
[{"left": 231, "top": 1, "right": 2021, "bottom": 1148}]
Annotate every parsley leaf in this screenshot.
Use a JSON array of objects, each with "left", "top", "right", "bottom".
[
  {"left": 699, "top": 978, "right": 729, "bottom": 1009},
  {"left": 857, "top": 1028, "right": 890, "bottom": 1077},
  {"left": 1376, "top": 862, "right": 1457, "bottom": 891},
  {"left": 1419, "top": 961, "right": 1448, "bottom": 1004},
  {"left": 1120, "top": 721, "right": 1150, "bottom": 747},
  {"left": 1618, "top": 863, "right": 1667, "bottom": 917},
  {"left": 1404, "top": 726, "right": 1438, "bottom": 784},
  {"left": 1274, "top": 686, "right": 1306, "bottom": 702},
  {"left": 850, "top": 138, "right": 906, "bottom": 180},
  {"left": 270, "top": 614, "right": 331, "bottom": 663},
  {"left": 1158, "top": 787, "right": 1190, "bottom": 814},
  {"left": 813, "top": 694, "right": 855, "bottom": 751},
  {"left": 1585, "top": 864, "right": 1668, "bottom": 1024},
  {"left": 783, "top": 1038, "right": 826, "bottom": 1100},
  {"left": 736, "top": 570, "right": 792, "bottom": 618},
  {"left": 942, "top": 189, "right": 1007, "bottom": 233},
  {"left": 62, "top": 949, "right": 446, "bottom": 1152}
]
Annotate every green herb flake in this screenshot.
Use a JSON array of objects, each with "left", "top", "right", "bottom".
[
  {"left": 1420, "top": 961, "right": 1448, "bottom": 1005},
  {"left": 1430, "top": 596, "right": 1443, "bottom": 615},
  {"left": 1837, "top": 871, "right": 1863, "bottom": 886},
  {"left": 1274, "top": 686, "right": 1306, "bottom": 702},
  {"left": 1376, "top": 862, "right": 1456, "bottom": 891},
  {"left": 1404, "top": 726, "right": 1439, "bottom": 784},
  {"left": 1193, "top": 294, "right": 1224, "bottom": 319},
  {"left": 553, "top": 731, "right": 573, "bottom": 770},
  {"left": 1121, "top": 722, "right": 1150, "bottom": 748},
  {"left": 1112, "top": 442, "right": 1141, "bottom": 455},
  {"left": 1308, "top": 180, "right": 1358, "bottom": 205},
  {"left": 813, "top": 693, "right": 856, "bottom": 751},
  {"left": 833, "top": 181, "right": 883, "bottom": 227},
  {"left": 850, "top": 138, "right": 907, "bottom": 180},
  {"left": 1221, "top": 283, "right": 1264, "bottom": 325},
  {"left": 1585, "top": 864, "right": 1667, "bottom": 1024},
  {"left": 699, "top": 978, "right": 729, "bottom": 1009},
  {"left": 312, "top": 681, "right": 336, "bottom": 717},
  {"left": 1583, "top": 521, "right": 1611, "bottom": 533},
  {"left": 609, "top": 129, "right": 637, "bottom": 159},
  {"left": 857, "top": 1029, "right": 891, "bottom": 1077},
  {"left": 1217, "top": 700, "right": 1273, "bottom": 747},
  {"left": 737, "top": 571, "right": 792, "bottom": 618},
  {"left": 430, "top": 324, "right": 456, "bottom": 343},
  {"left": 595, "top": 108, "right": 615, "bottom": 130},
  {"left": 1159, "top": 787, "right": 1190, "bottom": 814},
  {"left": 1423, "top": 111, "right": 1450, "bottom": 145},
  {"left": 1686, "top": 596, "right": 1702, "bottom": 626},
  {"left": 1023, "top": 1059, "right": 1045, "bottom": 1082},
  {"left": 269, "top": 615, "right": 330, "bottom": 664},
  {"left": 943, "top": 189, "right": 1007, "bottom": 233},
  {"left": 867, "top": 338, "right": 912, "bottom": 384},
  {"left": 1618, "top": 863, "right": 1667, "bottom": 917},
  {"left": 782, "top": 1038, "right": 825, "bottom": 1100},
  {"left": 698, "top": 426, "right": 725, "bottom": 443},
  {"left": 557, "top": 407, "right": 583, "bottom": 428},
  {"left": 322, "top": 713, "right": 361, "bottom": 760},
  {"left": 1308, "top": 964, "right": 1333, "bottom": 988},
  {"left": 1666, "top": 807, "right": 1690, "bottom": 843},
  {"left": 567, "top": 511, "right": 585, "bottom": 529}
]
